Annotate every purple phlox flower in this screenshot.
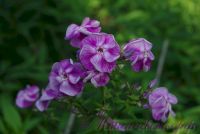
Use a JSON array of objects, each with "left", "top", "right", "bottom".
[
  {"left": 148, "top": 87, "right": 178, "bottom": 122},
  {"left": 79, "top": 33, "right": 120, "bottom": 73},
  {"left": 65, "top": 17, "right": 101, "bottom": 48},
  {"left": 35, "top": 87, "right": 63, "bottom": 112},
  {"left": 123, "top": 38, "right": 154, "bottom": 72},
  {"left": 83, "top": 70, "right": 110, "bottom": 87},
  {"left": 49, "top": 59, "right": 85, "bottom": 96},
  {"left": 16, "top": 85, "right": 39, "bottom": 108}
]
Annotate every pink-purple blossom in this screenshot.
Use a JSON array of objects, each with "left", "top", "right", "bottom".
[
  {"left": 65, "top": 17, "right": 101, "bottom": 48},
  {"left": 123, "top": 38, "right": 154, "bottom": 72},
  {"left": 49, "top": 59, "right": 85, "bottom": 96},
  {"left": 83, "top": 70, "right": 110, "bottom": 87},
  {"left": 148, "top": 87, "right": 178, "bottom": 122},
  {"left": 79, "top": 34, "right": 120, "bottom": 73},
  {"left": 35, "top": 87, "right": 63, "bottom": 112},
  {"left": 16, "top": 85, "right": 39, "bottom": 108},
  {"left": 14, "top": 17, "right": 180, "bottom": 125}
]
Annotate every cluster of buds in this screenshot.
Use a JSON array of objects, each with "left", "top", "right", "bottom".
[{"left": 16, "top": 17, "right": 177, "bottom": 122}]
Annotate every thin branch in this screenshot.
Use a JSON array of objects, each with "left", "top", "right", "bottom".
[
  {"left": 64, "top": 93, "right": 82, "bottom": 134},
  {"left": 155, "top": 39, "right": 170, "bottom": 86}
]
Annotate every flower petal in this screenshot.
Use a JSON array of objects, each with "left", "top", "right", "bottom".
[
  {"left": 83, "top": 71, "right": 96, "bottom": 83},
  {"left": 148, "top": 87, "right": 168, "bottom": 107},
  {"left": 90, "top": 54, "right": 116, "bottom": 73},
  {"left": 70, "top": 34, "right": 86, "bottom": 48},
  {"left": 152, "top": 107, "right": 167, "bottom": 121},
  {"left": 129, "top": 38, "right": 152, "bottom": 52},
  {"left": 35, "top": 99, "right": 51, "bottom": 112},
  {"left": 82, "top": 34, "right": 103, "bottom": 48},
  {"left": 102, "top": 34, "right": 117, "bottom": 49},
  {"left": 143, "top": 58, "right": 152, "bottom": 72},
  {"left": 59, "top": 81, "right": 83, "bottom": 96},
  {"left": 65, "top": 24, "right": 79, "bottom": 39},
  {"left": 132, "top": 60, "right": 143, "bottom": 72},
  {"left": 80, "top": 45, "right": 96, "bottom": 70},
  {"left": 104, "top": 46, "right": 120, "bottom": 62},
  {"left": 68, "top": 74, "right": 80, "bottom": 84},
  {"left": 16, "top": 90, "right": 32, "bottom": 108},
  {"left": 91, "top": 73, "right": 110, "bottom": 87},
  {"left": 40, "top": 89, "right": 57, "bottom": 101},
  {"left": 168, "top": 93, "right": 178, "bottom": 104},
  {"left": 148, "top": 51, "right": 155, "bottom": 60},
  {"left": 16, "top": 85, "right": 39, "bottom": 108},
  {"left": 153, "top": 87, "right": 169, "bottom": 98},
  {"left": 49, "top": 75, "right": 60, "bottom": 90}
]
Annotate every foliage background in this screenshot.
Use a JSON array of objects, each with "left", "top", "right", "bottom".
[{"left": 0, "top": 0, "right": 200, "bottom": 133}]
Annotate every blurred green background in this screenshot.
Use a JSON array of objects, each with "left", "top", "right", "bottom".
[{"left": 1, "top": 0, "right": 200, "bottom": 133}]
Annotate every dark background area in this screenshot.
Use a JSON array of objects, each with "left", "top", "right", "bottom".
[{"left": 0, "top": 0, "right": 200, "bottom": 133}]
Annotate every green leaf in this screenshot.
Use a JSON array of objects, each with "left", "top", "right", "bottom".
[
  {"left": 0, "top": 94, "right": 22, "bottom": 134},
  {"left": 24, "top": 118, "right": 41, "bottom": 132},
  {"left": 38, "top": 126, "right": 49, "bottom": 134},
  {"left": 0, "top": 119, "right": 8, "bottom": 134}
]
